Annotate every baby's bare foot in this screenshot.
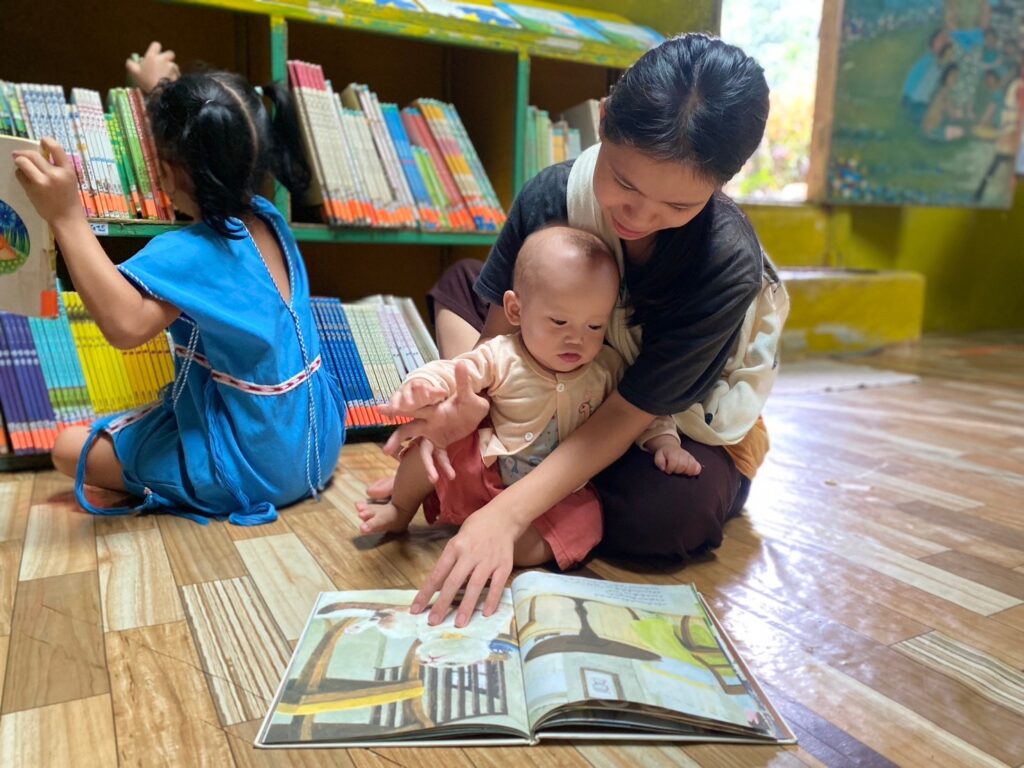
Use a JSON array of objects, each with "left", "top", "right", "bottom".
[{"left": 356, "top": 499, "right": 414, "bottom": 534}]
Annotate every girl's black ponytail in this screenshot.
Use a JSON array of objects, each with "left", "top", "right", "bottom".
[
  {"left": 261, "top": 81, "right": 310, "bottom": 198},
  {"left": 146, "top": 70, "right": 309, "bottom": 238},
  {"left": 183, "top": 98, "right": 256, "bottom": 237}
]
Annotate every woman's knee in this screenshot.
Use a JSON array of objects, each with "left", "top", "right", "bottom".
[{"left": 594, "top": 445, "right": 742, "bottom": 558}]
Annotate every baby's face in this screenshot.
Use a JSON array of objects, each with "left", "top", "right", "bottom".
[{"left": 517, "top": 275, "right": 618, "bottom": 374}]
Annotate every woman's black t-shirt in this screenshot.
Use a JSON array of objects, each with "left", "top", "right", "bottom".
[{"left": 475, "top": 160, "right": 765, "bottom": 418}]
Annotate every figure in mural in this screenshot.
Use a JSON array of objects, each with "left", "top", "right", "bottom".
[
  {"left": 922, "top": 63, "right": 969, "bottom": 138},
  {"left": 974, "top": 62, "right": 1023, "bottom": 199},
  {"left": 829, "top": 0, "right": 1023, "bottom": 207}
]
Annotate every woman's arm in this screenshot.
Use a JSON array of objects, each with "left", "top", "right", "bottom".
[
  {"left": 478, "top": 302, "right": 516, "bottom": 344},
  {"left": 411, "top": 389, "right": 657, "bottom": 627},
  {"left": 14, "top": 140, "right": 180, "bottom": 348}
]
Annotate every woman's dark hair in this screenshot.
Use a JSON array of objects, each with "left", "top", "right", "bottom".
[
  {"left": 940, "top": 63, "right": 959, "bottom": 86},
  {"left": 146, "top": 70, "right": 309, "bottom": 238},
  {"left": 602, "top": 33, "right": 770, "bottom": 185}
]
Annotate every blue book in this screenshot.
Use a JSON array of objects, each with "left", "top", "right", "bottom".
[
  {"left": 12, "top": 314, "right": 57, "bottom": 449},
  {"left": 381, "top": 103, "right": 440, "bottom": 231},
  {"left": 0, "top": 315, "right": 31, "bottom": 452}
]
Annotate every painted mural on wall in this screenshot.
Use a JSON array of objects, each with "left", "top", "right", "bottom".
[{"left": 828, "top": 0, "right": 1024, "bottom": 207}]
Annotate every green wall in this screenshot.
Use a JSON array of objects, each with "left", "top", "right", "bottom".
[{"left": 744, "top": 187, "right": 1024, "bottom": 333}]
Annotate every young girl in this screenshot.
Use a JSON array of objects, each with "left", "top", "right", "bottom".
[
  {"left": 12, "top": 69, "right": 346, "bottom": 524},
  {"left": 375, "top": 33, "right": 789, "bottom": 626}
]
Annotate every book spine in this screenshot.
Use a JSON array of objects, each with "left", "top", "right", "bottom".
[
  {"left": 364, "top": 89, "right": 417, "bottom": 228},
  {"left": 403, "top": 107, "right": 473, "bottom": 231},
  {"left": 0, "top": 315, "right": 30, "bottom": 453},
  {"left": 107, "top": 112, "right": 142, "bottom": 218},
  {"left": 14, "top": 315, "right": 58, "bottom": 449},
  {"left": 128, "top": 88, "right": 172, "bottom": 220},
  {"left": 310, "top": 298, "right": 354, "bottom": 429},
  {"left": 111, "top": 89, "right": 156, "bottom": 219},
  {"left": 381, "top": 103, "right": 439, "bottom": 231},
  {"left": 442, "top": 101, "right": 506, "bottom": 228},
  {"left": 2, "top": 313, "right": 42, "bottom": 452},
  {"left": 417, "top": 99, "right": 487, "bottom": 230},
  {"left": 332, "top": 301, "right": 377, "bottom": 426}
]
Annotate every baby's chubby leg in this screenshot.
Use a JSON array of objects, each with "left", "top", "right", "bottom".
[
  {"left": 513, "top": 526, "right": 555, "bottom": 567},
  {"left": 356, "top": 444, "right": 435, "bottom": 535}
]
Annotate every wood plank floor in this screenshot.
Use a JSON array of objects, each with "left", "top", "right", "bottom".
[{"left": 1, "top": 332, "right": 1022, "bottom": 767}]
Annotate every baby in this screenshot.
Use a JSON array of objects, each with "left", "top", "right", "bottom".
[{"left": 357, "top": 225, "right": 696, "bottom": 570}]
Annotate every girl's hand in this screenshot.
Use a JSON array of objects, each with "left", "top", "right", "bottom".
[
  {"left": 410, "top": 503, "right": 515, "bottom": 628},
  {"left": 12, "top": 139, "right": 84, "bottom": 227},
  {"left": 126, "top": 41, "right": 180, "bottom": 93}
]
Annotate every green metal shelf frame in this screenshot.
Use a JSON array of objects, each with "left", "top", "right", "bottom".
[
  {"left": 91, "top": 219, "right": 497, "bottom": 245},
  {"left": 168, "top": 0, "right": 641, "bottom": 69}
]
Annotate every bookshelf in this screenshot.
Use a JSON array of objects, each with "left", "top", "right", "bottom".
[{"left": 2, "top": 0, "right": 712, "bottom": 469}]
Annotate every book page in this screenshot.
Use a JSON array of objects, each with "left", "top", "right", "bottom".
[
  {"left": 511, "top": 572, "right": 778, "bottom": 738},
  {"left": 259, "top": 589, "right": 530, "bottom": 746}
]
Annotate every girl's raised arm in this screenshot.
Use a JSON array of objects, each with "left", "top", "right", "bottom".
[{"left": 13, "top": 139, "right": 180, "bottom": 348}]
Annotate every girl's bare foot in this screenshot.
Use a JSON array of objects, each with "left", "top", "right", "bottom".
[{"left": 355, "top": 499, "right": 415, "bottom": 534}]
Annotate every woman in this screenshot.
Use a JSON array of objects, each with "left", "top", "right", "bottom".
[{"left": 373, "top": 33, "right": 789, "bottom": 628}]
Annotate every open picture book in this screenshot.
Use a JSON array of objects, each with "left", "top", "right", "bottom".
[{"left": 256, "top": 572, "right": 796, "bottom": 748}]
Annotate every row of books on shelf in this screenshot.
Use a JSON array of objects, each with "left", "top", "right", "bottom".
[
  {"left": 522, "top": 98, "right": 602, "bottom": 182},
  {"left": 0, "top": 291, "right": 436, "bottom": 457},
  {"left": 0, "top": 71, "right": 507, "bottom": 234},
  {"left": 0, "top": 81, "right": 172, "bottom": 222},
  {"left": 289, "top": 63, "right": 505, "bottom": 232},
  {"left": 309, "top": 0, "right": 667, "bottom": 53}
]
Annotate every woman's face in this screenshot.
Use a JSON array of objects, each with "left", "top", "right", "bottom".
[{"left": 593, "top": 140, "right": 717, "bottom": 242}]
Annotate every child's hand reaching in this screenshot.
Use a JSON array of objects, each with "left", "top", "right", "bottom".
[
  {"left": 646, "top": 435, "right": 702, "bottom": 476},
  {"left": 127, "top": 41, "right": 180, "bottom": 93},
  {"left": 388, "top": 378, "right": 449, "bottom": 416},
  {"left": 12, "top": 138, "right": 84, "bottom": 227}
]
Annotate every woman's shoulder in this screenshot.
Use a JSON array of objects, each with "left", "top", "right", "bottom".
[
  {"left": 516, "top": 161, "right": 573, "bottom": 210},
  {"left": 699, "top": 192, "right": 764, "bottom": 285}
]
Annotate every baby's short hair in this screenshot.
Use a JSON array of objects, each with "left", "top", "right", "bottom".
[{"left": 513, "top": 223, "right": 617, "bottom": 294}]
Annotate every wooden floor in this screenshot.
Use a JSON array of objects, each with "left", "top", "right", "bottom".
[{"left": 1, "top": 332, "right": 1022, "bottom": 767}]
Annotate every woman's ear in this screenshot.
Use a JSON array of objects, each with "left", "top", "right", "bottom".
[
  {"left": 598, "top": 97, "right": 606, "bottom": 141},
  {"left": 503, "top": 290, "right": 522, "bottom": 327}
]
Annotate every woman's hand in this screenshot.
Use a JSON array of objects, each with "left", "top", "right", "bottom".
[
  {"left": 381, "top": 360, "right": 488, "bottom": 482},
  {"left": 410, "top": 503, "right": 515, "bottom": 628},
  {"left": 12, "top": 139, "right": 84, "bottom": 227},
  {"left": 126, "top": 41, "right": 180, "bottom": 93}
]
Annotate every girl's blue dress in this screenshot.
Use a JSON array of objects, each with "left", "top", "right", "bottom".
[{"left": 76, "top": 196, "right": 346, "bottom": 525}]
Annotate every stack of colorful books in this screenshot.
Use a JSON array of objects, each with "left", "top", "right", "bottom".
[
  {"left": 0, "top": 292, "right": 437, "bottom": 456},
  {"left": 0, "top": 82, "right": 173, "bottom": 222},
  {"left": 288, "top": 61, "right": 505, "bottom": 233}
]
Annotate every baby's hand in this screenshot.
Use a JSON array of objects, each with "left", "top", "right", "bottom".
[
  {"left": 12, "top": 139, "right": 84, "bottom": 226},
  {"left": 648, "top": 436, "right": 702, "bottom": 476},
  {"left": 126, "top": 41, "right": 180, "bottom": 93},
  {"left": 389, "top": 378, "right": 449, "bottom": 415}
]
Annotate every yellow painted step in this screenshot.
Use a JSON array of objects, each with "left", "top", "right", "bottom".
[{"left": 780, "top": 268, "right": 925, "bottom": 357}]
